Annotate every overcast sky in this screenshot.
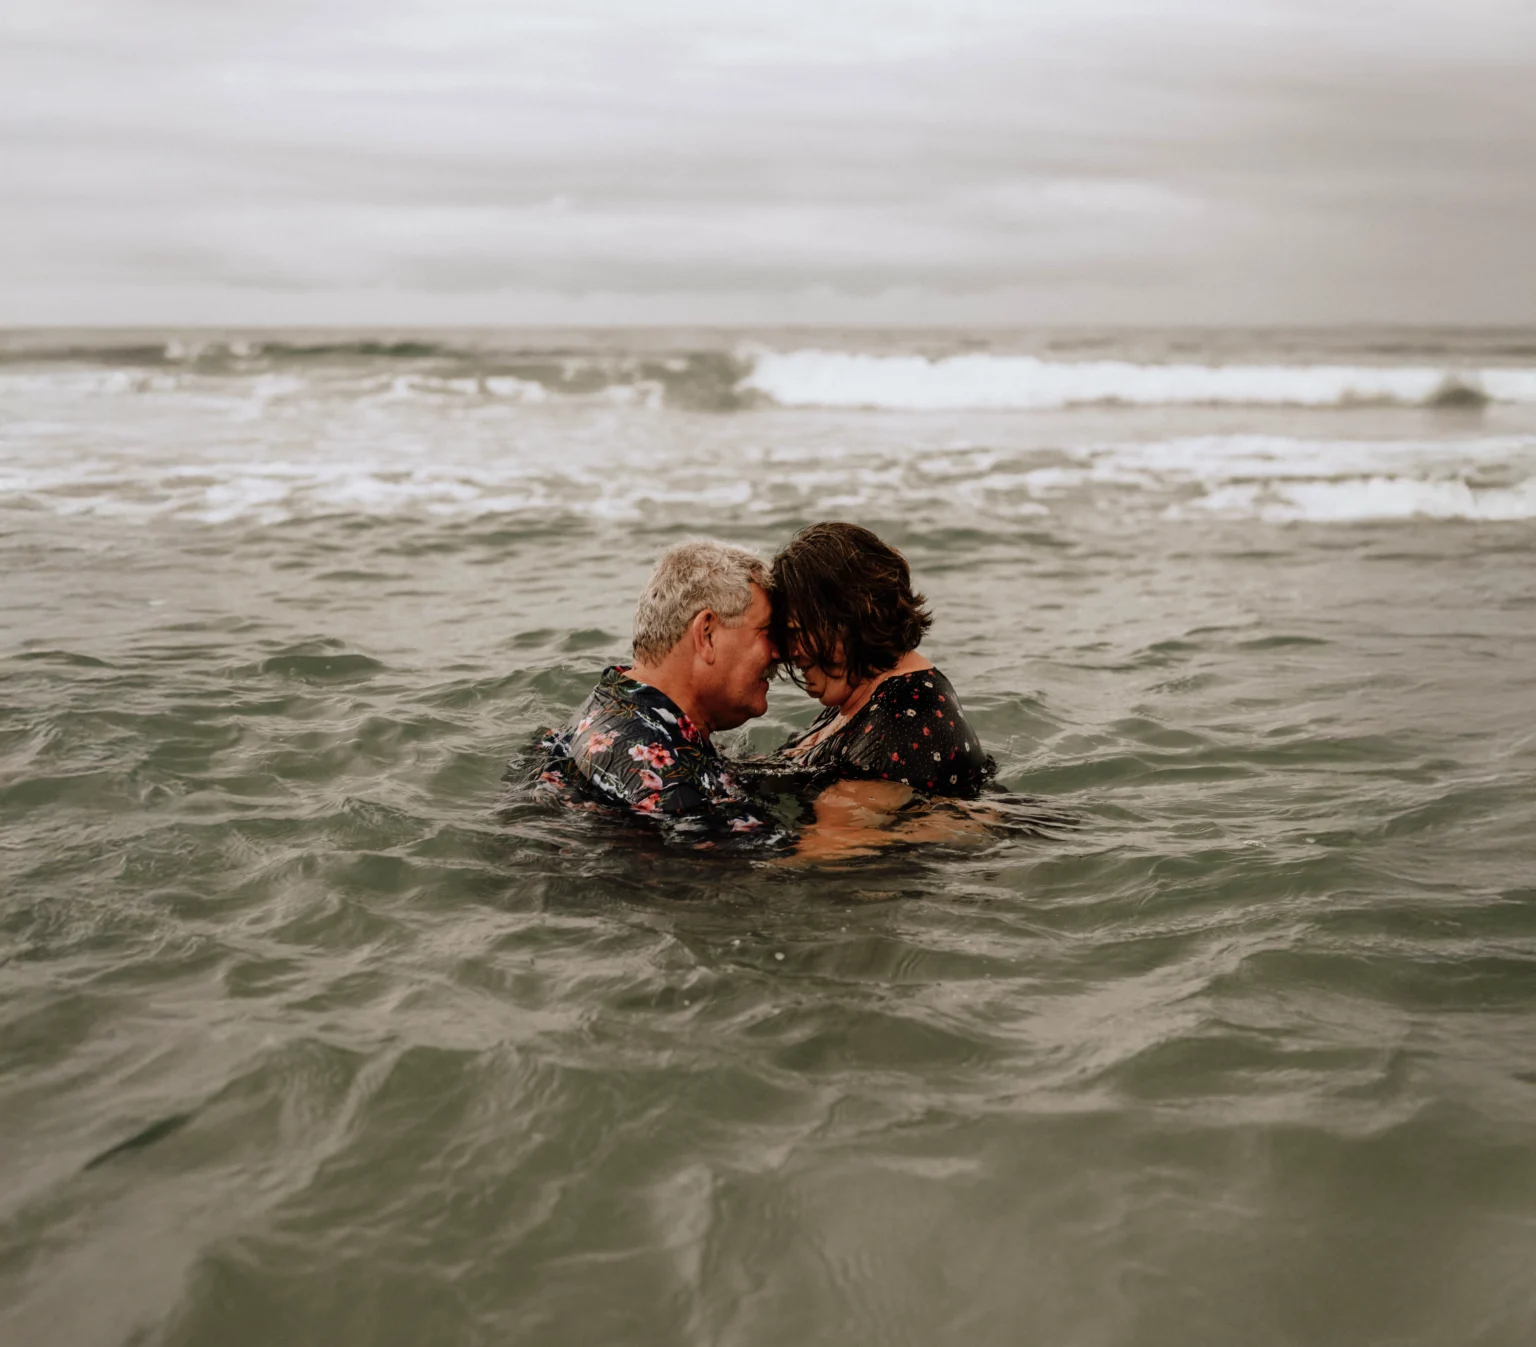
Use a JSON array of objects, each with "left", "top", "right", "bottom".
[{"left": 3, "top": 0, "right": 1533, "bottom": 326}]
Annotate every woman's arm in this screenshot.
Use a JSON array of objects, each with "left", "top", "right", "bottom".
[{"left": 786, "top": 778, "right": 993, "bottom": 864}]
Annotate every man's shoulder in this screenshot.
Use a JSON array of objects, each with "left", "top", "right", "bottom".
[
  {"left": 544, "top": 667, "right": 720, "bottom": 812},
  {"left": 566, "top": 668, "right": 710, "bottom": 750}
]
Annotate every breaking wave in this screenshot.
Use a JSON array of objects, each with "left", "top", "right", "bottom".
[
  {"left": 740, "top": 351, "right": 1536, "bottom": 411},
  {"left": 3, "top": 335, "right": 1536, "bottom": 411}
]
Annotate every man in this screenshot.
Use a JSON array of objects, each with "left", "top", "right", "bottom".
[{"left": 538, "top": 539, "right": 779, "bottom": 831}]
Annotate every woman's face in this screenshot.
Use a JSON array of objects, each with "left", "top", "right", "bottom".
[{"left": 789, "top": 631, "right": 860, "bottom": 709}]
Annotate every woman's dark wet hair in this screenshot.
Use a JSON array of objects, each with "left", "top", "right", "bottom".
[{"left": 770, "top": 522, "right": 933, "bottom": 686}]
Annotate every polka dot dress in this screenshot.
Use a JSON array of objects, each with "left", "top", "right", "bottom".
[{"left": 780, "top": 668, "right": 995, "bottom": 797}]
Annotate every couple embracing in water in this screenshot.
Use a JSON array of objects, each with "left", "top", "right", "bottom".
[{"left": 537, "top": 522, "right": 994, "bottom": 859}]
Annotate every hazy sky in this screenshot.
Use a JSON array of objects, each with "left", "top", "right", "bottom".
[{"left": 3, "top": 0, "right": 1533, "bottom": 325}]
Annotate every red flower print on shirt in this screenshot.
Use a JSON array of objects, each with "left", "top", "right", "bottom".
[{"left": 629, "top": 742, "right": 675, "bottom": 768}]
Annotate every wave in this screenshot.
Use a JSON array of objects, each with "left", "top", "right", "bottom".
[
  {"left": 0, "top": 338, "right": 753, "bottom": 412},
  {"left": 740, "top": 351, "right": 1536, "bottom": 410},
  {"left": 4, "top": 430, "right": 1532, "bottom": 527},
  {"left": 4, "top": 335, "right": 1536, "bottom": 412},
  {"left": 0, "top": 336, "right": 468, "bottom": 365}
]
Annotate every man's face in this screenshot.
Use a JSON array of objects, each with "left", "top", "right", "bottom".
[{"left": 703, "top": 582, "right": 778, "bottom": 730}]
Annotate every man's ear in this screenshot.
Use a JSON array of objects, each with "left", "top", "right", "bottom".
[{"left": 689, "top": 608, "right": 717, "bottom": 664}]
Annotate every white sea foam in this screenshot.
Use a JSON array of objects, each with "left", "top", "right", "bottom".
[
  {"left": 0, "top": 370, "right": 184, "bottom": 398},
  {"left": 1179, "top": 476, "right": 1536, "bottom": 523},
  {"left": 483, "top": 376, "right": 549, "bottom": 402},
  {"left": 1094, "top": 434, "right": 1536, "bottom": 522},
  {"left": 6, "top": 348, "right": 1536, "bottom": 413},
  {"left": 6, "top": 434, "right": 1530, "bottom": 526},
  {"left": 4, "top": 364, "right": 1533, "bottom": 534},
  {"left": 1080, "top": 432, "right": 1527, "bottom": 481},
  {"left": 741, "top": 351, "right": 1536, "bottom": 410}
]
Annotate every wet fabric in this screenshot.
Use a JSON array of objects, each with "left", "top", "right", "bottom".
[
  {"left": 538, "top": 666, "right": 778, "bottom": 839},
  {"left": 778, "top": 667, "right": 995, "bottom": 797}
]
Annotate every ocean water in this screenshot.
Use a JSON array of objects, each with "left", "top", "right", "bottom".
[{"left": 3, "top": 326, "right": 1536, "bottom": 1346}]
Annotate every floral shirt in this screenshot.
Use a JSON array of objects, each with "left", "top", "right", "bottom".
[
  {"left": 779, "top": 667, "right": 995, "bottom": 797},
  {"left": 537, "top": 666, "right": 776, "bottom": 838}
]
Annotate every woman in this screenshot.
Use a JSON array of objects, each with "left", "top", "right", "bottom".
[{"left": 770, "top": 522, "right": 994, "bottom": 807}]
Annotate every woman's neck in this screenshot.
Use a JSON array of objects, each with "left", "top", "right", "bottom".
[{"left": 836, "top": 648, "right": 933, "bottom": 721}]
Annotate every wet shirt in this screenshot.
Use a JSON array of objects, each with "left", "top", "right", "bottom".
[
  {"left": 537, "top": 666, "right": 775, "bottom": 838},
  {"left": 778, "top": 667, "right": 994, "bottom": 797}
]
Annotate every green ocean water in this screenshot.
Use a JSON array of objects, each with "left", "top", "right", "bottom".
[{"left": 3, "top": 329, "right": 1536, "bottom": 1346}]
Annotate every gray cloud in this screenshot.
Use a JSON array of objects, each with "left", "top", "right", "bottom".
[{"left": 3, "top": 0, "right": 1533, "bottom": 323}]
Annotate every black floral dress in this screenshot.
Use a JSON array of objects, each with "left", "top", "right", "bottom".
[
  {"left": 778, "top": 667, "right": 994, "bottom": 797},
  {"left": 538, "top": 666, "right": 778, "bottom": 839}
]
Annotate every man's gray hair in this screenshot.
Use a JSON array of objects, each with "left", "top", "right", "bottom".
[{"left": 632, "top": 539, "right": 769, "bottom": 663}]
